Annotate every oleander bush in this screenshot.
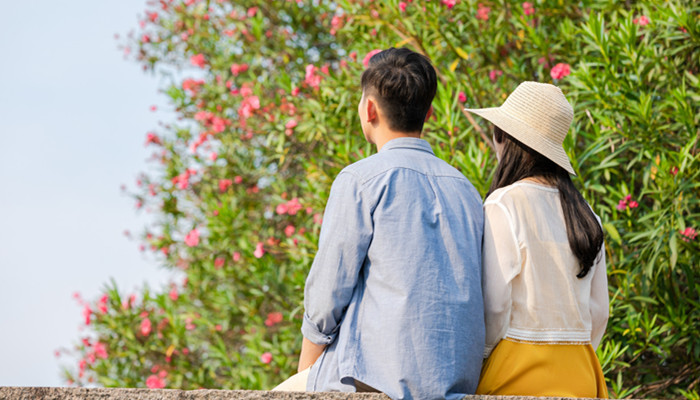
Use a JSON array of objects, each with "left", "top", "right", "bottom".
[{"left": 62, "top": 0, "right": 698, "bottom": 398}]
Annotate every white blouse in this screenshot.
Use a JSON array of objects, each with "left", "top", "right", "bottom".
[{"left": 482, "top": 181, "right": 609, "bottom": 358}]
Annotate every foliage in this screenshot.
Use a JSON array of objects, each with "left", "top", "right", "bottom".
[{"left": 62, "top": 0, "right": 699, "bottom": 398}]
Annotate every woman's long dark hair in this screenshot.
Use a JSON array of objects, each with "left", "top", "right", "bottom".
[{"left": 487, "top": 126, "right": 603, "bottom": 278}]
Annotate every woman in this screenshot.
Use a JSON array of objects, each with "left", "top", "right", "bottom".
[{"left": 465, "top": 81, "right": 609, "bottom": 398}]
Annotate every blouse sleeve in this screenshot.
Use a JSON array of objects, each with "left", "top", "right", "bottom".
[
  {"left": 482, "top": 201, "right": 521, "bottom": 358},
  {"left": 589, "top": 242, "right": 609, "bottom": 349}
]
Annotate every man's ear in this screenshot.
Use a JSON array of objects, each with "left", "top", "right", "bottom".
[
  {"left": 366, "top": 97, "right": 378, "bottom": 122},
  {"left": 424, "top": 105, "right": 434, "bottom": 122}
]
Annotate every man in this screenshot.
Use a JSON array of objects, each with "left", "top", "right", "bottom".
[{"left": 294, "top": 48, "right": 484, "bottom": 399}]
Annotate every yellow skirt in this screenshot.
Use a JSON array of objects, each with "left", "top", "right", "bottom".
[{"left": 476, "top": 339, "right": 608, "bottom": 398}]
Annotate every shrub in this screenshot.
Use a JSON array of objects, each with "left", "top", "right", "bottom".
[{"left": 63, "top": 0, "right": 698, "bottom": 398}]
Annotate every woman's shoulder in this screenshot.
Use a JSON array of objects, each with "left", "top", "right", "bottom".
[{"left": 484, "top": 180, "right": 558, "bottom": 206}]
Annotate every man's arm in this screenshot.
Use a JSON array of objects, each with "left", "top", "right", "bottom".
[
  {"left": 299, "top": 171, "right": 373, "bottom": 370},
  {"left": 298, "top": 337, "right": 326, "bottom": 372}
]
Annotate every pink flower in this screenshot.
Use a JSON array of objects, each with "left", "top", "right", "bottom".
[
  {"left": 219, "top": 179, "right": 233, "bottom": 192},
  {"left": 145, "top": 132, "right": 161, "bottom": 146},
  {"left": 185, "top": 317, "right": 196, "bottom": 330},
  {"left": 253, "top": 242, "right": 265, "bottom": 258},
  {"left": 233, "top": 251, "right": 241, "bottom": 262},
  {"left": 172, "top": 170, "right": 190, "bottom": 189},
  {"left": 362, "top": 49, "right": 382, "bottom": 67},
  {"left": 680, "top": 227, "right": 697, "bottom": 242},
  {"left": 147, "top": 12, "right": 158, "bottom": 22},
  {"left": 304, "top": 64, "right": 322, "bottom": 88},
  {"left": 441, "top": 0, "right": 457, "bottom": 9},
  {"left": 265, "top": 312, "right": 284, "bottom": 327},
  {"left": 488, "top": 69, "right": 503, "bottom": 82},
  {"left": 247, "top": 6, "right": 258, "bottom": 17},
  {"left": 146, "top": 374, "right": 166, "bottom": 389},
  {"left": 330, "top": 15, "right": 343, "bottom": 35},
  {"left": 616, "top": 199, "right": 627, "bottom": 211},
  {"left": 284, "top": 225, "right": 296, "bottom": 237},
  {"left": 617, "top": 194, "right": 639, "bottom": 211},
  {"left": 230, "top": 63, "right": 249, "bottom": 76},
  {"left": 184, "top": 228, "right": 200, "bottom": 247},
  {"left": 276, "top": 203, "right": 288, "bottom": 215},
  {"left": 190, "top": 53, "right": 206, "bottom": 68},
  {"left": 522, "top": 2, "right": 535, "bottom": 16},
  {"left": 260, "top": 352, "right": 273, "bottom": 364},
  {"left": 476, "top": 4, "right": 490, "bottom": 21},
  {"left": 169, "top": 287, "right": 179, "bottom": 301},
  {"left": 234, "top": 175, "right": 243, "bottom": 184},
  {"left": 211, "top": 116, "right": 227, "bottom": 133},
  {"left": 93, "top": 342, "right": 108, "bottom": 359},
  {"left": 287, "top": 198, "right": 303, "bottom": 215},
  {"left": 399, "top": 1, "right": 407, "bottom": 12},
  {"left": 82, "top": 305, "right": 92, "bottom": 325},
  {"left": 238, "top": 95, "right": 260, "bottom": 119},
  {"left": 214, "top": 257, "right": 225, "bottom": 269},
  {"left": 215, "top": 324, "right": 223, "bottom": 331},
  {"left": 550, "top": 63, "right": 571, "bottom": 80},
  {"left": 141, "top": 318, "right": 152, "bottom": 336},
  {"left": 285, "top": 119, "right": 298, "bottom": 129},
  {"left": 98, "top": 294, "right": 108, "bottom": 314},
  {"left": 149, "top": 105, "right": 157, "bottom": 112},
  {"left": 458, "top": 91, "right": 467, "bottom": 103},
  {"left": 633, "top": 15, "right": 650, "bottom": 26},
  {"left": 78, "top": 359, "right": 87, "bottom": 378},
  {"left": 182, "top": 78, "right": 204, "bottom": 94},
  {"left": 209, "top": 152, "right": 217, "bottom": 161}
]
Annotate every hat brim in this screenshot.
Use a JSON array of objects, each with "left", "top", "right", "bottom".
[{"left": 465, "top": 106, "right": 576, "bottom": 175}]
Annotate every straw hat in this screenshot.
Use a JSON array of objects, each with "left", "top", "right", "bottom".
[{"left": 465, "top": 81, "right": 576, "bottom": 175}]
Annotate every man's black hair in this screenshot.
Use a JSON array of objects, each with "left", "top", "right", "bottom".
[{"left": 360, "top": 47, "right": 438, "bottom": 133}]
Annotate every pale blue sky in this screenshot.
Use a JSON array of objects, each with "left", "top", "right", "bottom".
[{"left": 0, "top": 1, "right": 172, "bottom": 386}]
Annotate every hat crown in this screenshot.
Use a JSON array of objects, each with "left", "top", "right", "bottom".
[{"left": 500, "top": 81, "right": 573, "bottom": 146}]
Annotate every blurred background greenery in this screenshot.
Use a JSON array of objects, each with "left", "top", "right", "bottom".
[{"left": 63, "top": 0, "right": 698, "bottom": 398}]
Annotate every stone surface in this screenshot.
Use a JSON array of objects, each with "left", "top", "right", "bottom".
[{"left": 0, "top": 387, "right": 610, "bottom": 400}]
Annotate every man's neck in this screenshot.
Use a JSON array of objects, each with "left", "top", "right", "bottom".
[{"left": 374, "top": 130, "right": 421, "bottom": 151}]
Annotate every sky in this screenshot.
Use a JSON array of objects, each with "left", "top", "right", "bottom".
[{"left": 0, "top": 1, "right": 174, "bottom": 386}]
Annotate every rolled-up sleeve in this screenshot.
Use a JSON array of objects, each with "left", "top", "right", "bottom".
[
  {"left": 482, "top": 202, "right": 521, "bottom": 358},
  {"left": 301, "top": 170, "right": 374, "bottom": 345}
]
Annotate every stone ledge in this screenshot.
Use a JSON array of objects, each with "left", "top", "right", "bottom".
[{"left": 0, "top": 387, "right": 610, "bottom": 400}]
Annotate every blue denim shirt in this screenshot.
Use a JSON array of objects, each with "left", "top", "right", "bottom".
[{"left": 302, "top": 137, "right": 485, "bottom": 400}]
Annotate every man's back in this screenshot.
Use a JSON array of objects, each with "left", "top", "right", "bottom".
[{"left": 303, "top": 137, "right": 484, "bottom": 399}]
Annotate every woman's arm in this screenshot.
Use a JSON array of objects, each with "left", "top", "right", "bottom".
[
  {"left": 482, "top": 201, "right": 521, "bottom": 358},
  {"left": 589, "top": 243, "right": 609, "bottom": 349}
]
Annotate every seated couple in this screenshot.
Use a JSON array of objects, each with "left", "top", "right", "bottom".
[{"left": 274, "top": 48, "right": 609, "bottom": 400}]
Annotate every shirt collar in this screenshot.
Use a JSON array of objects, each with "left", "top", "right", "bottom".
[{"left": 379, "top": 137, "right": 435, "bottom": 155}]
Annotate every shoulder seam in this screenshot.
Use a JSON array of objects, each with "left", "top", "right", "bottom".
[{"left": 349, "top": 165, "right": 467, "bottom": 187}]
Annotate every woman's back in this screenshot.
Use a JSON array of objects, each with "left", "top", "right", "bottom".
[
  {"left": 479, "top": 180, "right": 609, "bottom": 397},
  {"left": 484, "top": 181, "right": 606, "bottom": 346}
]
